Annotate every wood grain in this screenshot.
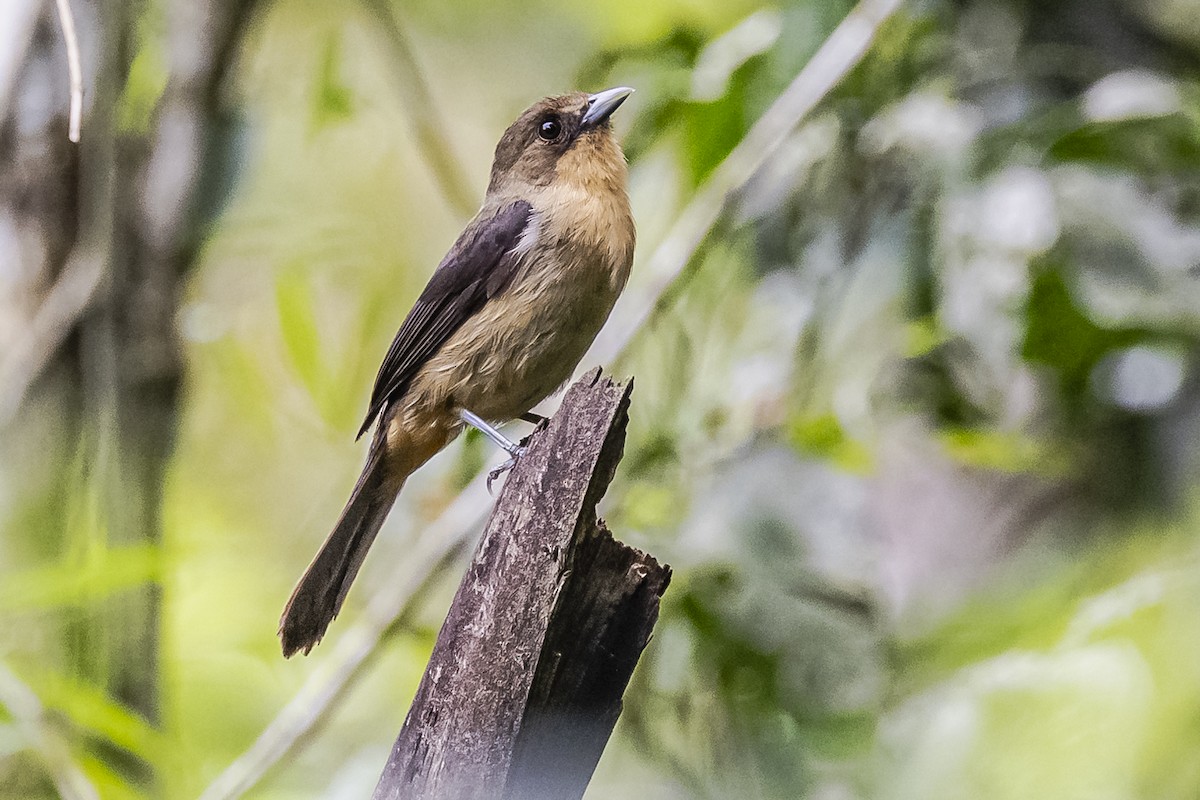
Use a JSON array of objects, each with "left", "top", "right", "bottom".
[{"left": 373, "top": 368, "right": 670, "bottom": 800}]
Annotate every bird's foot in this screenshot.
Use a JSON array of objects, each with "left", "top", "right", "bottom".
[
  {"left": 457, "top": 408, "right": 546, "bottom": 493},
  {"left": 486, "top": 446, "right": 527, "bottom": 495}
]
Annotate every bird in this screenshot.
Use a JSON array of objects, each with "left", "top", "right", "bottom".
[{"left": 279, "top": 87, "right": 636, "bottom": 657}]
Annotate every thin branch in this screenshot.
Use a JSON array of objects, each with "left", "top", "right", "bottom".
[
  {"left": 197, "top": 481, "right": 490, "bottom": 800},
  {"left": 0, "top": 251, "right": 104, "bottom": 426},
  {"left": 200, "top": 0, "right": 906, "bottom": 796},
  {"left": 360, "top": 0, "right": 478, "bottom": 217},
  {"left": 591, "top": 0, "right": 905, "bottom": 364},
  {"left": 53, "top": 0, "right": 83, "bottom": 142},
  {"left": 0, "top": 662, "right": 99, "bottom": 800}
]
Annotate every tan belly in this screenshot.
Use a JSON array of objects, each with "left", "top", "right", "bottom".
[{"left": 397, "top": 249, "right": 623, "bottom": 428}]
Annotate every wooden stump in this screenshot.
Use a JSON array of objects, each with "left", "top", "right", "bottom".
[{"left": 373, "top": 369, "right": 671, "bottom": 800}]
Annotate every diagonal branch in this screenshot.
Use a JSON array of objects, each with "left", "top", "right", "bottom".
[
  {"left": 197, "top": 480, "right": 491, "bottom": 800},
  {"left": 359, "top": 0, "right": 478, "bottom": 217},
  {"left": 0, "top": 252, "right": 103, "bottom": 426},
  {"left": 591, "top": 0, "right": 905, "bottom": 363},
  {"left": 0, "top": 662, "right": 99, "bottom": 800},
  {"left": 199, "top": 0, "right": 906, "bottom": 796}
]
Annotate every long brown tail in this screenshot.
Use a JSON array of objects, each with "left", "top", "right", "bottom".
[{"left": 279, "top": 445, "right": 403, "bottom": 657}]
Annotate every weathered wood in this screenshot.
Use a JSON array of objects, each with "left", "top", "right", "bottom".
[{"left": 373, "top": 368, "right": 671, "bottom": 800}]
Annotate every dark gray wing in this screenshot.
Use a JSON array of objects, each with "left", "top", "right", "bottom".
[{"left": 356, "top": 199, "right": 533, "bottom": 438}]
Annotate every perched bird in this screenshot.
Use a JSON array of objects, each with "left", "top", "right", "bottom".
[{"left": 279, "top": 87, "right": 636, "bottom": 657}]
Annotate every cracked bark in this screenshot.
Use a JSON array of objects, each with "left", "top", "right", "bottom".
[{"left": 373, "top": 369, "right": 671, "bottom": 800}]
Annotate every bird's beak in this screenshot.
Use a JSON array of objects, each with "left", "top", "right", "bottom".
[{"left": 581, "top": 86, "right": 634, "bottom": 128}]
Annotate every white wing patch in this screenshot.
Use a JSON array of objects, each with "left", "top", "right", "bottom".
[{"left": 509, "top": 209, "right": 542, "bottom": 260}]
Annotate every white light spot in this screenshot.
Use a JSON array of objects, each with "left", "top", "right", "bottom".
[
  {"left": 978, "top": 167, "right": 1059, "bottom": 254},
  {"left": 860, "top": 92, "right": 982, "bottom": 157},
  {"left": 1095, "top": 345, "right": 1186, "bottom": 412},
  {"left": 1084, "top": 70, "right": 1181, "bottom": 122},
  {"left": 179, "top": 302, "right": 227, "bottom": 343}
]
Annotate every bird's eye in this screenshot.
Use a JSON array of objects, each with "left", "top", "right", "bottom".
[{"left": 538, "top": 117, "right": 562, "bottom": 141}]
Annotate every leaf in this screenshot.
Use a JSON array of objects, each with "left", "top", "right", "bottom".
[
  {"left": 939, "top": 427, "right": 1069, "bottom": 475},
  {"left": 796, "top": 712, "right": 877, "bottom": 760},
  {"left": 1021, "top": 266, "right": 1146, "bottom": 413},
  {"left": 683, "top": 73, "right": 751, "bottom": 185},
  {"left": 275, "top": 268, "right": 324, "bottom": 401},
  {"left": 788, "top": 413, "right": 872, "bottom": 473},
  {"left": 0, "top": 545, "right": 160, "bottom": 611},
  {"left": 902, "top": 315, "right": 949, "bottom": 358},
  {"left": 116, "top": 12, "right": 168, "bottom": 136},
  {"left": 311, "top": 33, "right": 354, "bottom": 129},
  {"left": 18, "top": 670, "right": 173, "bottom": 771},
  {"left": 1050, "top": 115, "right": 1200, "bottom": 175},
  {"left": 78, "top": 753, "right": 147, "bottom": 800}
]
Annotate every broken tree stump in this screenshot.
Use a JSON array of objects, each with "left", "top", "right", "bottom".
[{"left": 372, "top": 368, "right": 671, "bottom": 800}]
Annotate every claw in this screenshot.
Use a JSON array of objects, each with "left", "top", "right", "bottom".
[{"left": 486, "top": 446, "right": 527, "bottom": 495}]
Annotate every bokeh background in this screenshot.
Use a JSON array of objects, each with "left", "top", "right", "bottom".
[{"left": 5, "top": 0, "right": 1200, "bottom": 797}]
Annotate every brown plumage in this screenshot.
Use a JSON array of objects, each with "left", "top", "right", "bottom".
[{"left": 279, "top": 88, "right": 636, "bottom": 657}]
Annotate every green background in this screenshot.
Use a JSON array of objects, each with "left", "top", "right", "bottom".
[{"left": 5, "top": 0, "right": 1200, "bottom": 797}]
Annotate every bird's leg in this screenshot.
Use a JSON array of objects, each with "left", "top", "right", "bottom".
[
  {"left": 458, "top": 409, "right": 523, "bottom": 456},
  {"left": 458, "top": 409, "right": 526, "bottom": 494}
]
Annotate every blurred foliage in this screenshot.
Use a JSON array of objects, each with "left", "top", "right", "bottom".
[{"left": 5, "top": 0, "right": 1200, "bottom": 798}]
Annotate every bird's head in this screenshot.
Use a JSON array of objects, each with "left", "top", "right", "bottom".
[{"left": 487, "top": 87, "right": 633, "bottom": 198}]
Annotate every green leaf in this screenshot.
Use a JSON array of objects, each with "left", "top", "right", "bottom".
[
  {"left": 939, "top": 427, "right": 1069, "bottom": 475},
  {"left": 683, "top": 77, "right": 751, "bottom": 185},
  {"left": 311, "top": 33, "right": 354, "bottom": 129},
  {"left": 19, "top": 670, "right": 173, "bottom": 770},
  {"left": 788, "top": 414, "right": 872, "bottom": 473},
  {"left": 1021, "top": 266, "right": 1145, "bottom": 413},
  {"left": 115, "top": 9, "right": 168, "bottom": 136},
  {"left": 0, "top": 545, "right": 160, "bottom": 611},
  {"left": 1050, "top": 115, "right": 1200, "bottom": 175},
  {"left": 796, "top": 712, "right": 877, "bottom": 760},
  {"left": 902, "top": 315, "right": 949, "bottom": 358},
  {"left": 79, "top": 752, "right": 146, "bottom": 800},
  {"left": 275, "top": 268, "right": 323, "bottom": 400}
]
